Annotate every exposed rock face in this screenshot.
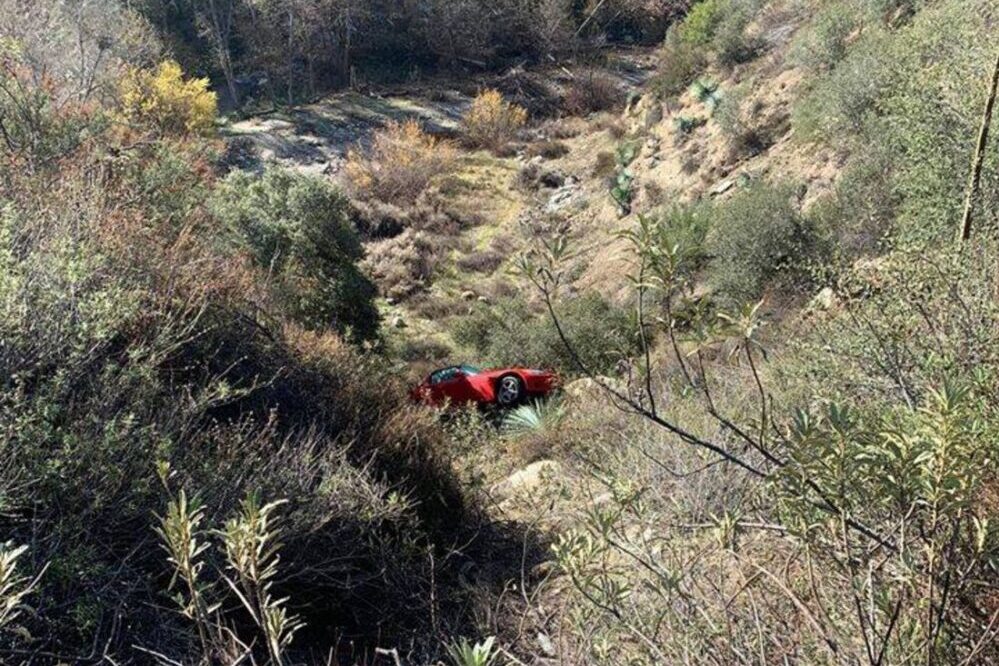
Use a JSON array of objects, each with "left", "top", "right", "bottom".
[{"left": 491, "top": 460, "right": 563, "bottom": 500}]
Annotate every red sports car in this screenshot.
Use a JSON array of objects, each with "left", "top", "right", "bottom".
[{"left": 410, "top": 365, "right": 559, "bottom": 407}]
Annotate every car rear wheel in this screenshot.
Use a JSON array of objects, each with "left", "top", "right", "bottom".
[{"left": 496, "top": 374, "right": 524, "bottom": 406}]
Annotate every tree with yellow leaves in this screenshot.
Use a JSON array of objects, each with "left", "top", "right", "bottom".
[{"left": 119, "top": 60, "right": 217, "bottom": 136}]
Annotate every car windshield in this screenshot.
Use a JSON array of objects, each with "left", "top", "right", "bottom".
[{"left": 460, "top": 364, "right": 481, "bottom": 375}]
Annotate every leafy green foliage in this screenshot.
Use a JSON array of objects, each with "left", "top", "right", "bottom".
[
  {"left": 705, "top": 181, "right": 815, "bottom": 302},
  {"left": 712, "top": 0, "right": 763, "bottom": 67},
  {"left": 792, "top": 1, "right": 999, "bottom": 247},
  {"left": 453, "top": 294, "right": 636, "bottom": 376},
  {"left": 651, "top": 34, "right": 707, "bottom": 97},
  {"left": 789, "top": 2, "right": 857, "bottom": 71},
  {"left": 211, "top": 168, "right": 379, "bottom": 342},
  {"left": 446, "top": 636, "right": 498, "bottom": 666},
  {"left": 676, "top": 0, "right": 762, "bottom": 67},
  {"left": 678, "top": 0, "right": 727, "bottom": 46}
]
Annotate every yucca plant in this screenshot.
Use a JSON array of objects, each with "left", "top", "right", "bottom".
[
  {"left": 673, "top": 115, "right": 705, "bottom": 136},
  {"left": 610, "top": 169, "right": 635, "bottom": 215},
  {"left": 609, "top": 141, "right": 639, "bottom": 214},
  {"left": 502, "top": 398, "right": 566, "bottom": 437},
  {"left": 689, "top": 78, "right": 722, "bottom": 112},
  {"left": 445, "top": 635, "right": 499, "bottom": 666}
]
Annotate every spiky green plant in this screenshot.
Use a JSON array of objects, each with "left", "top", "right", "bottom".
[
  {"left": 155, "top": 489, "right": 218, "bottom": 656},
  {"left": 689, "top": 78, "right": 722, "bottom": 112},
  {"left": 445, "top": 635, "right": 499, "bottom": 666},
  {"left": 673, "top": 115, "right": 705, "bottom": 135},
  {"left": 502, "top": 398, "right": 566, "bottom": 436},
  {"left": 0, "top": 542, "right": 39, "bottom": 631},
  {"left": 610, "top": 168, "right": 635, "bottom": 214},
  {"left": 221, "top": 492, "right": 303, "bottom": 666}
]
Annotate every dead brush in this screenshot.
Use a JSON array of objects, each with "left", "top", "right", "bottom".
[
  {"left": 461, "top": 89, "right": 528, "bottom": 153},
  {"left": 562, "top": 71, "right": 623, "bottom": 117},
  {"left": 343, "top": 120, "right": 457, "bottom": 205}
]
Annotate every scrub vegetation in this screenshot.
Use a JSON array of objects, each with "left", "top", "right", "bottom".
[{"left": 3, "top": 0, "right": 999, "bottom": 664}]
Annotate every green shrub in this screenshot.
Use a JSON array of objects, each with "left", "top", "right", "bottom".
[
  {"left": 211, "top": 168, "right": 380, "bottom": 342},
  {"left": 651, "top": 34, "right": 707, "bottom": 98},
  {"left": 712, "top": 0, "right": 764, "bottom": 67},
  {"left": 875, "top": 1, "right": 999, "bottom": 245},
  {"left": 678, "top": 0, "right": 726, "bottom": 46},
  {"left": 789, "top": 3, "right": 857, "bottom": 71},
  {"left": 705, "top": 181, "right": 814, "bottom": 302},
  {"left": 452, "top": 293, "right": 636, "bottom": 376},
  {"left": 677, "top": 0, "right": 761, "bottom": 66},
  {"left": 793, "top": 1, "right": 999, "bottom": 246},
  {"left": 791, "top": 28, "right": 892, "bottom": 141}
]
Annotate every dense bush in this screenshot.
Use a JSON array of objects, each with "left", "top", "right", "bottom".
[
  {"left": 452, "top": 293, "right": 636, "bottom": 375},
  {"left": 462, "top": 89, "right": 528, "bottom": 152},
  {"left": 650, "top": 33, "right": 707, "bottom": 97},
  {"left": 562, "top": 71, "right": 623, "bottom": 116},
  {"left": 792, "top": 0, "right": 999, "bottom": 246},
  {"left": 363, "top": 228, "right": 442, "bottom": 300},
  {"left": 678, "top": 0, "right": 727, "bottom": 45},
  {"left": 788, "top": 1, "right": 857, "bottom": 71},
  {"left": 712, "top": 0, "right": 764, "bottom": 67},
  {"left": 210, "top": 168, "right": 380, "bottom": 342},
  {"left": 791, "top": 28, "right": 892, "bottom": 141},
  {"left": 343, "top": 119, "right": 457, "bottom": 204},
  {"left": 119, "top": 60, "right": 217, "bottom": 136},
  {"left": 705, "top": 181, "right": 814, "bottom": 302}
]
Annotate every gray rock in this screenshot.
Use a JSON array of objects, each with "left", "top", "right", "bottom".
[
  {"left": 491, "top": 460, "right": 563, "bottom": 500},
  {"left": 709, "top": 179, "right": 735, "bottom": 196},
  {"left": 809, "top": 287, "right": 836, "bottom": 311}
]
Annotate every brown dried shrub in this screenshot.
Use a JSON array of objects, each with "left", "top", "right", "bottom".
[{"left": 343, "top": 120, "right": 457, "bottom": 204}]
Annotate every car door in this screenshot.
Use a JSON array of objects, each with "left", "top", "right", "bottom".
[
  {"left": 428, "top": 367, "right": 460, "bottom": 404},
  {"left": 429, "top": 367, "right": 478, "bottom": 405}
]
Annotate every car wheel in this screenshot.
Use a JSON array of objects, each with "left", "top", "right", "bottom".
[{"left": 496, "top": 374, "right": 524, "bottom": 407}]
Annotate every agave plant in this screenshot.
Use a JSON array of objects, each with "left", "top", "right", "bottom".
[
  {"left": 502, "top": 398, "right": 566, "bottom": 436},
  {"left": 445, "top": 636, "right": 498, "bottom": 666},
  {"left": 689, "top": 78, "right": 722, "bottom": 113}
]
